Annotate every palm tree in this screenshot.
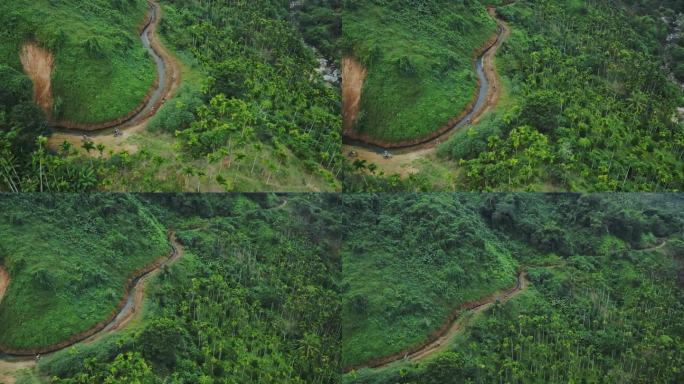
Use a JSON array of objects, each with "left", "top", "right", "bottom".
[
  {"left": 59, "top": 140, "right": 72, "bottom": 157},
  {"left": 182, "top": 165, "right": 195, "bottom": 190},
  {"left": 96, "top": 143, "right": 106, "bottom": 158}
]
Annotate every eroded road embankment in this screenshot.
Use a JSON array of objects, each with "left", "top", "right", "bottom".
[
  {"left": 46, "top": 0, "right": 181, "bottom": 154},
  {"left": 342, "top": 5, "right": 512, "bottom": 177},
  {"left": 0, "top": 267, "right": 9, "bottom": 306},
  {"left": 0, "top": 232, "right": 183, "bottom": 384}
]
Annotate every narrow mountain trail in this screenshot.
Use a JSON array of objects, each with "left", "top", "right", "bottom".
[
  {"left": 47, "top": 0, "right": 181, "bottom": 156},
  {"left": 406, "top": 271, "right": 528, "bottom": 363},
  {"left": 0, "top": 232, "right": 184, "bottom": 384},
  {"left": 637, "top": 237, "right": 670, "bottom": 252},
  {"left": 342, "top": 4, "right": 513, "bottom": 177}
]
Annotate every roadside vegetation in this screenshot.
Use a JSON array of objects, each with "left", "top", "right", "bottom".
[
  {"left": 343, "top": 0, "right": 496, "bottom": 142},
  {"left": 344, "top": 0, "right": 684, "bottom": 192},
  {"left": 341, "top": 194, "right": 517, "bottom": 368},
  {"left": 6, "top": 194, "right": 342, "bottom": 383},
  {"left": 0, "top": 1, "right": 342, "bottom": 192},
  {"left": 0, "top": 0, "right": 155, "bottom": 124},
  {"left": 342, "top": 193, "right": 684, "bottom": 383},
  {"left": 0, "top": 194, "right": 169, "bottom": 350}
]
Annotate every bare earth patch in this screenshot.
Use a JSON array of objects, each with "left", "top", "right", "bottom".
[
  {"left": 342, "top": 57, "right": 367, "bottom": 134},
  {"left": 0, "top": 359, "right": 35, "bottom": 384},
  {"left": 20, "top": 43, "right": 54, "bottom": 116},
  {"left": 0, "top": 266, "right": 9, "bottom": 305}
]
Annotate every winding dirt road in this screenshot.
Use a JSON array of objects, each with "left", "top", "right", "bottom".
[
  {"left": 342, "top": 5, "right": 513, "bottom": 177},
  {"left": 407, "top": 270, "right": 527, "bottom": 363},
  {"left": 343, "top": 270, "right": 528, "bottom": 373},
  {"left": 47, "top": 0, "right": 181, "bottom": 154},
  {"left": 346, "top": 237, "right": 679, "bottom": 373},
  {"left": 0, "top": 232, "right": 183, "bottom": 384}
]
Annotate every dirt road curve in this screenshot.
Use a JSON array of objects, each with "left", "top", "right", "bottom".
[
  {"left": 342, "top": 4, "right": 513, "bottom": 177},
  {"left": 344, "top": 270, "right": 527, "bottom": 372},
  {"left": 407, "top": 271, "right": 528, "bottom": 363},
  {"left": 0, "top": 232, "right": 183, "bottom": 384},
  {"left": 47, "top": 0, "right": 181, "bottom": 154},
  {"left": 0, "top": 267, "right": 8, "bottom": 306}
]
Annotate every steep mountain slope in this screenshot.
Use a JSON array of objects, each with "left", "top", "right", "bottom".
[
  {"left": 0, "top": 0, "right": 156, "bottom": 124},
  {"left": 0, "top": 194, "right": 169, "bottom": 350},
  {"left": 342, "top": 194, "right": 684, "bottom": 383}
]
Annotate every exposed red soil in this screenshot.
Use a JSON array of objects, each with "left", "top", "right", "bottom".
[
  {"left": 19, "top": 44, "right": 54, "bottom": 116},
  {"left": 0, "top": 266, "right": 9, "bottom": 305},
  {"left": 342, "top": 57, "right": 368, "bottom": 135}
]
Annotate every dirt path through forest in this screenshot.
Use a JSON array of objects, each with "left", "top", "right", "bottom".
[
  {"left": 0, "top": 232, "right": 184, "bottom": 383},
  {"left": 342, "top": 4, "right": 513, "bottom": 177},
  {"left": 406, "top": 271, "right": 528, "bottom": 363},
  {"left": 344, "top": 270, "right": 528, "bottom": 372},
  {"left": 47, "top": 0, "right": 181, "bottom": 155}
]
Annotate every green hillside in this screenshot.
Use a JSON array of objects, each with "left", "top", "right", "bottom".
[
  {"left": 344, "top": 0, "right": 684, "bottom": 192},
  {"left": 0, "top": 1, "right": 342, "bottom": 192},
  {"left": 25, "top": 194, "right": 342, "bottom": 384},
  {"left": 0, "top": 0, "right": 155, "bottom": 124},
  {"left": 342, "top": 194, "right": 684, "bottom": 383},
  {"left": 343, "top": 0, "right": 496, "bottom": 142},
  {"left": 341, "top": 194, "right": 517, "bottom": 367},
  {"left": 0, "top": 194, "right": 169, "bottom": 349}
]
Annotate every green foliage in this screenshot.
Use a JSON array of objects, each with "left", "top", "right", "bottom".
[
  {"left": 0, "top": 0, "right": 155, "bottom": 124},
  {"left": 0, "top": 194, "right": 169, "bottom": 349},
  {"left": 341, "top": 194, "right": 518, "bottom": 367},
  {"left": 437, "top": 114, "right": 502, "bottom": 161},
  {"left": 160, "top": 0, "right": 342, "bottom": 183},
  {"left": 294, "top": 0, "right": 342, "bottom": 61},
  {"left": 147, "top": 84, "right": 202, "bottom": 134},
  {"left": 341, "top": 193, "right": 684, "bottom": 384},
  {"left": 343, "top": 0, "right": 496, "bottom": 141},
  {"left": 37, "top": 194, "right": 342, "bottom": 383},
  {"left": 452, "top": 0, "right": 684, "bottom": 191}
]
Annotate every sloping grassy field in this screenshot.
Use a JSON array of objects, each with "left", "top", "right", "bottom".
[
  {"left": 0, "top": 194, "right": 169, "bottom": 349},
  {"left": 343, "top": 0, "right": 496, "bottom": 142},
  {"left": 0, "top": 0, "right": 155, "bottom": 124},
  {"left": 341, "top": 194, "right": 517, "bottom": 368}
]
